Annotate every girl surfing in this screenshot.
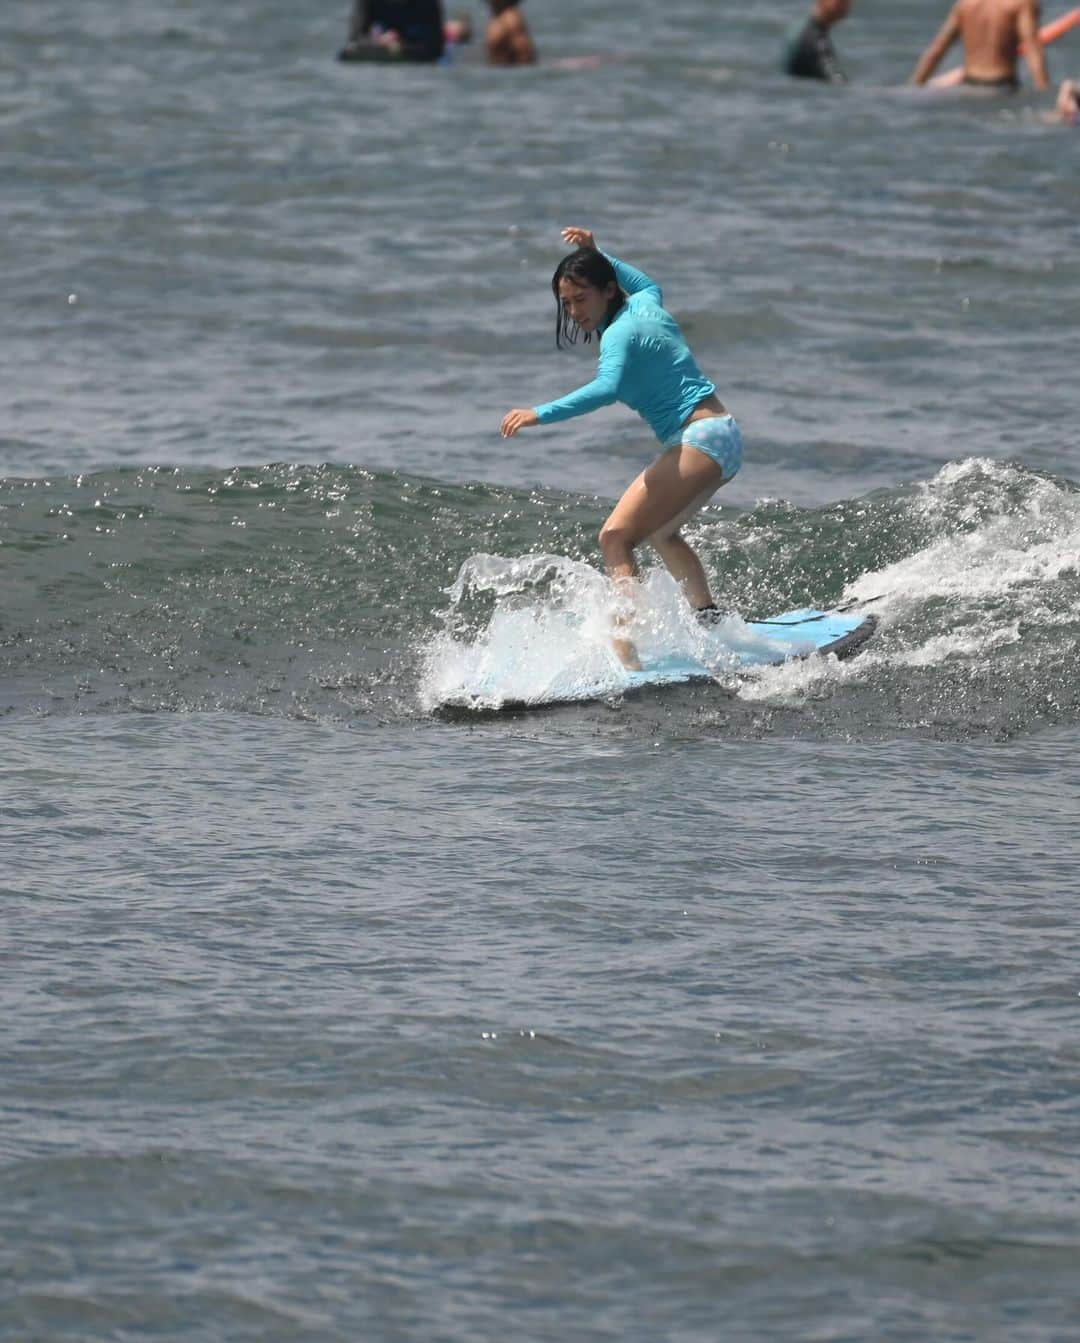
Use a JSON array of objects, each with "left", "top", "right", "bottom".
[{"left": 500, "top": 227, "right": 743, "bottom": 668}]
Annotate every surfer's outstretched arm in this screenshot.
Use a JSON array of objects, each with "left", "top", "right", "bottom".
[
  {"left": 561, "top": 227, "right": 662, "bottom": 304},
  {"left": 501, "top": 232, "right": 627, "bottom": 437}
]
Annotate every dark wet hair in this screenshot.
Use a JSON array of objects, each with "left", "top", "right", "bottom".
[{"left": 552, "top": 248, "right": 624, "bottom": 347}]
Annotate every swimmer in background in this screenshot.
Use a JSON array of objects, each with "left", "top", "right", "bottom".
[
  {"left": 444, "top": 12, "right": 472, "bottom": 45},
  {"left": 909, "top": 0, "right": 1048, "bottom": 90},
  {"left": 781, "top": 0, "right": 852, "bottom": 83},
  {"left": 1051, "top": 76, "right": 1079, "bottom": 119},
  {"left": 486, "top": 0, "right": 536, "bottom": 66},
  {"left": 500, "top": 228, "right": 743, "bottom": 669},
  {"left": 338, "top": 0, "right": 446, "bottom": 62}
]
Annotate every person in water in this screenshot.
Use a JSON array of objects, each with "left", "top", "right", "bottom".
[
  {"left": 1040, "top": 76, "right": 1080, "bottom": 120},
  {"left": 500, "top": 228, "right": 743, "bottom": 668},
  {"left": 486, "top": 0, "right": 536, "bottom": 66},
  {"left": 444, "top": 12, "right": 472, "bottom": 45},
  {"left": 1056, "top": 77, "right": 1080, "bottom": 120},
  {"left": 909, "top": 0, "right": 1048, "bottom": 90},
  {"left": 781, "top": 0, "right": 852, "bottom": 83},
  {"left": 338, "top": 0, "right": 446, "bottom": 63}
]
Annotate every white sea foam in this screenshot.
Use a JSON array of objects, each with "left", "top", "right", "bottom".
[
  {"left": 422, "top": 462, "right": 1080, "bottom": 710},
  {"left": 848, "top": 458, "right": 1080, "bottom": 617},
  {"left": 745, "top": 459, "right": 1080, "bottom": 703},
  {"left": 420, "top": 555, "right": 786, "bottom": 710}
]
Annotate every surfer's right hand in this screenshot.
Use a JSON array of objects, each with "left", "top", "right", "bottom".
[
  {"left": 561, "top": 226, "right": 596, "bottom": 251},
  {"left": 501, "top": 408, "right": 539, "bottom": 438}
]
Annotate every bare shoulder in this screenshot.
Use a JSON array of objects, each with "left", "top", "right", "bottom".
[{"left": 486, "top": 12, "right": 511, "bottom": 42}]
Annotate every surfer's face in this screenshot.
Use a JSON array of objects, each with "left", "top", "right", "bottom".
[{"left": 557, "top": 276, "right": 617, "bottom": 333}]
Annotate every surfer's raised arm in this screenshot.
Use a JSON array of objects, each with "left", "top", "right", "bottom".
[
  {"left": 559, "top": 227, "right": 663, "bottom": 303},
  {"left": 498, "top": 227, "right": 746, "bottom": 669}
]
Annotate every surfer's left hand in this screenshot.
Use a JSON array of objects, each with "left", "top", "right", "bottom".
[
  {"left": 561, "top": 226, "right": 596, "bottom": 250},
  {"left": 501, "top": 408, "right": 539, "bottom": 438}
]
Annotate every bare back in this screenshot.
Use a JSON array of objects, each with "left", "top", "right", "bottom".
[
  {"left": 956, "top": 0, "right": 1037, "bottom": 80},
  {"left": 485, "top": 8, "right": 536, "bottom": 66},
  {"left": 911, "top": 0, "right": 1047, "bottom": 89}
]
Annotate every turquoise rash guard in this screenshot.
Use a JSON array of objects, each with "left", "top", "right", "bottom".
[{"left": 533, "top": 253, "right": 717, "bottom": 445}]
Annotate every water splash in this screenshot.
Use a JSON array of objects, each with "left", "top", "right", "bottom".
[
  {"left": 842, "top": 457, "right": 1080, "bottom": 668},
  {"left": 741, "top": 458, "right": 1080, "bottom": 708},
  {"left": 419, "top": 554, "right": 796, "bottom": 711}
]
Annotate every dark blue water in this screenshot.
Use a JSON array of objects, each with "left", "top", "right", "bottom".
[{"left": 3, "top": 1, "right": 1079, "bottom": 1339}]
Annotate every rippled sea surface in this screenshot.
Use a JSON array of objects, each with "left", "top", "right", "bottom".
[{"left": 3, "top": 1, "right": 1080, "bottom": 1339}]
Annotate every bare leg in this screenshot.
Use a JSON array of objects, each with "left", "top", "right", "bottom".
[
  {"left": 648, "top": 481, "right": 728, "bottom": 608},
  {"left": 599, "top": 445, "right": 728, "bottom": 665},
  {"left": 650, "top": 532, "right": 712, "bottom": 608}
]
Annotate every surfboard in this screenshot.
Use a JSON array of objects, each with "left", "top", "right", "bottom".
[
  {"left": 929, "top": 5, "right": 1080, "bottom": 88},
  {"left": 431, "top": 604, "right": 877, "bottom": 712}
]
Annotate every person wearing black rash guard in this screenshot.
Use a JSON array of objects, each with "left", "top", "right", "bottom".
[
  {"left": 781, "top": 0, "right": 851, "bottom": 82},
  {"left": 339, "top": 0, "right": 446, "bottom": 62}
]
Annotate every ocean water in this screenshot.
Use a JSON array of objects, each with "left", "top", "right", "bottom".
[{"left": 3, "top": 1, "right": 1080, "bottom": 1339}]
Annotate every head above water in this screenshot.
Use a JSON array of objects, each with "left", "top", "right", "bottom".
[
  {"left": 813, "top": 0, "right": 851, "bottom": 26},
  {"left": 552, "top": 248, "right": 623, "bottom": 347}
]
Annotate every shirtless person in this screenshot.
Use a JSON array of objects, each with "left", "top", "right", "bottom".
[
  {"left": 910, "top": 0, "right": 1048, "bottom": 90},
  {"left": 1054, "top": 77, "right": 1080, "bottom": 121},
  {"left": 486, "top": 0, "right": 536, "bottom": 66}
]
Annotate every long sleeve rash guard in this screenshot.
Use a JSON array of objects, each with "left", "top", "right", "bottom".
[
  {"left": 533, "top": 254, "right": 716, "bottom": 445},
  {"left": 781, "top": 17, "right": 846, "bottom": 82}
]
